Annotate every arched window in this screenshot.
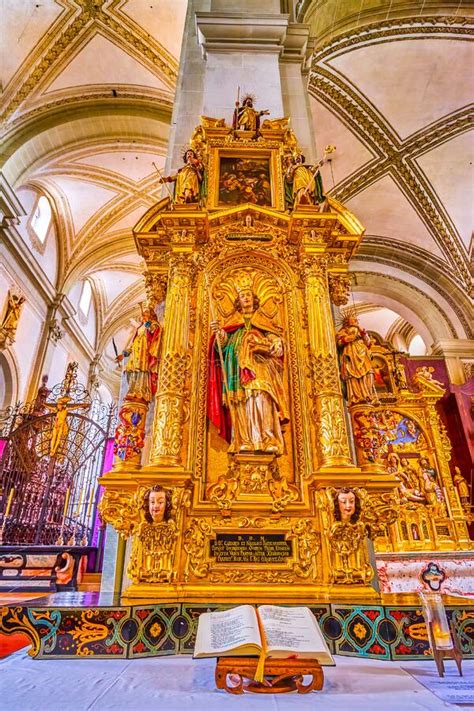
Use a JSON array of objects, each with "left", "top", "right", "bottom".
[
  {"left": 31, "top": 195, "right": 52, "bottom": 244},
  {"left": 408, "top": 334, "right": 427, "bottom": 356},
  {"left": 79, "top": 279, "right": 92, "bottom": 320}
]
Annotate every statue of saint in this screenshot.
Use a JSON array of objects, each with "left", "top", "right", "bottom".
[
  {"left": 32, "top": 374, "right": 50, "bottom": 416},
  {"left": 453, "top": 466, "right": 470, "bottom": 506},
  {"left": 419, "top": 457, "right": 446, "bottom": 514},
  {"left": 208, "top": 273, "right": 289, "bottom": 455},
  {"left": 336, "top": 314, "right": 378, "bottom": 405},
  {"left": 284, "top": 153, "right": 324, "bottom": 208},
  {"left": 159, "top": 149, "right": 204, "bottom": 204},
  {"left": 233, "top": 95, "right": 269, "bottom": 134},
  {"left": 0, "top": 291, "right": 25, "bottom": 347},
  {"left": 120, "top": 306, "right": 161, "bottom": 403}
]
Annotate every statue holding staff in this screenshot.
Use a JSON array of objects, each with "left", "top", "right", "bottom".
[
  {"left": 207, "top": 270, "right": 289, "bottom": 455},
  {"left": 233, "top": 94, "right": 269, "bottom": 134},
  {"left": 158, "top": 149, "right": 205, "bottom": 204}
]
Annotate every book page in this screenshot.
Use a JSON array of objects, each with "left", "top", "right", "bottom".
[
  {"left": 194, "top": 604, "right": 261, "bottom": 657},
  {"left": 258, "top": 605, "right": 333, "bottom": 663}
]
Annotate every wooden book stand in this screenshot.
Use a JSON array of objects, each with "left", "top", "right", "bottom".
[
  {"left": 429, "top": 620, "right": 463, "bottom": 678},
  {"left": 215, "top": 656, "right": 324, "bottom": 694}
]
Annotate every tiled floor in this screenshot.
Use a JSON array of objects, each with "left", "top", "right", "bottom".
[{"left": 1, "top": 650, "right": 470, "bottom": 711}]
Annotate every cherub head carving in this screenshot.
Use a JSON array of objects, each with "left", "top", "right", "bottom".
[
  {"left": 333, "top": 487, "right": 361, "bottom": 524},
  {"left": 143, "top": 485, "right": 172, "bottom": 524}
]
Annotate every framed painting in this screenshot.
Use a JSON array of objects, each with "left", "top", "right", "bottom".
[{"left": 218, "top": 155, "right": 272, "bottom": 207}]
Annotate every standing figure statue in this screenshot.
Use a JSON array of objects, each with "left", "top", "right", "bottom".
[
  {"left": 0, "top": 291, "right": 25, "bottom": 348},
  {"left": 284, "top": 153, "right": 324, "bottom": 208},
  {"left": 159, "top": 149, "right": 204, "bottom": 204},
  {"left": 233, "top": 95, "right": 269, "bottom": 135},
  {"left": 453, "top": 466, "right": 470, "bottom": 507},
  {"left": 336, "top": 314, "right": 379, "bottom": 406},
  {"left": 120, "top": 306, "right": 161, "bottom": 404},
  {"left": 208, "top": 273, "right": 289, "bottom": 455}
]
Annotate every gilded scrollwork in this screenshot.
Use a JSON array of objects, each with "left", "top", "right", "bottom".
[
  {"left": 328, "top": 273, "right": 351, "bottom": 306},
  {"left": 207, "top": 468, "right": 239, "bottom": 511},
  {"left": 268, "top": 464, "right": 299, "bottom": 513},
  {"left": 128, "top": 519, "right": 177, "bottom": 583},
  {"left": 153, "top": 395, "right": 183, "bottom": 460},
  {"left": 98, "top": 489, "right": 139, "bottom": 539},
  {"left": 290, "top": 519, "right": 319, "bottom": 580},
  {"left": 143, "top": 271, "right": 168, "bottom": 307},
  {"left": 209, "top": 570, "right": 294, "bottom": 584},
  {"left": 183, "top": 518, "right": 212, "bottom": 581},
  {"left": 316, "top": 398, "right": 352, "bottom": 462}
]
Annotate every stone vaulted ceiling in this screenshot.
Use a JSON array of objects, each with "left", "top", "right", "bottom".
[
  {"left": 1, "top": 0, "right": 187, "bottom": 380},
  {"left": 304, "top": 5, "right": 474, "bottom": 346}
]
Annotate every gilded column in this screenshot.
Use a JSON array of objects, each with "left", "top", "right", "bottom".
[
  {"left": 303, "top": 257, "right": 353, "bottom": 468},
  {"left": 150, "top": 254, "right": 194, "bottom": 465}
]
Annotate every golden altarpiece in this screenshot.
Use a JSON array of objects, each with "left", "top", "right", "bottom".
[{"left": 99, "top": 118, "right": 471, "bottom": 603}]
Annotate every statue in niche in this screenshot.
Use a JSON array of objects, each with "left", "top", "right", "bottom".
[
  {"left": 453, "top": 466, "right": 470, "bottom": 508},
  {"left": 396, "top": 455, "right": 426, "bottom": 506},
  {"left": 208, "top": 270, "right": 289, "bottom": 455},
  {"left": 336, "top": 313, "right": 379, "bottom": 406},
  {"left": 418, "top": 457, "right": 446, "bottom": 515},
  {"left": 284, "top": 152, "right": 324, "bottom": 208},
  {"left": 128, "top": 485, "right": 177, "bottom": 583},
  {"left": 32, "top": 375, "right": 51, "bottom": 416},
  {"left": 0, "top": 291, "right": 25, "bottom": 348},
  {"left": 159, "top": 148, "right": 205, "bottom": 204},
  {"left": 118, "top": 304, "right": 161, "bottom": 404},
  {"left": 233, "top": 94, "right": 269, "bottom": 134}
]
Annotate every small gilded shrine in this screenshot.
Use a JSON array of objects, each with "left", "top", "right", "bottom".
[{"left": 99, "top": 107, "right": 471, "bottom": 602}]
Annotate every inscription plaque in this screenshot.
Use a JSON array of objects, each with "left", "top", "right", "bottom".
[{"left": 210, "top": 534, "right": 292, "bottom": 564}]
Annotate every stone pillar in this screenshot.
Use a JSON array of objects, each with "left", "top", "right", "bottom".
[
  {"left": 431, "top": 339, "right": 474, "bottom": 386},
  {"left": 166, "top": 1, "right": 314, "bottom": 167},
  {"left": 303, "top": 257, "right": 353, "bottom": 468},
  {"left": 25, "top": 293, "right": 66, "bottom": 401},
  {"left": 150, "top": 254, "right": 195, "bottom": 465}
]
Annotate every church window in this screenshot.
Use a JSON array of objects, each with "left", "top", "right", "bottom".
[
  {"left": 79, "top": 279, "right": 92, "bottom": 320},
  {"left": 31, "top": 195, "right": 52, "bottom": 244}
]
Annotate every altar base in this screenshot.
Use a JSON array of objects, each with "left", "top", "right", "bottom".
[{"left": 1, "top": 591, "right": 472, "bottom": 661}]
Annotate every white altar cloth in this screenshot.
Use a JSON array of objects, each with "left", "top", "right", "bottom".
[{"left": 2, "top": 650, "right": 470, "bottom": 710}]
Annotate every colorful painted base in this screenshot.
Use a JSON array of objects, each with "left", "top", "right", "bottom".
[{"left": 0, "top": 593, "right": 472, "bottom": 661}]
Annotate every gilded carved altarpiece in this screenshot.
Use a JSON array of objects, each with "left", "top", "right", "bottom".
[{"left": 99, "top": 119, "right": 471, "bottom": 603}]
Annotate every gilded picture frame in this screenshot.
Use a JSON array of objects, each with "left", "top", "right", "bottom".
[{"left": 207, "top": 147, "right": 284, "bottom": 211}]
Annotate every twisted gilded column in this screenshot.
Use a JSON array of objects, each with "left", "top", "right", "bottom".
[
  {"left": 302, "top": 256, "right": 353, "bottom": 468},
  {"left": 150, "top": 254, "right": 194, "bottom": 465}
]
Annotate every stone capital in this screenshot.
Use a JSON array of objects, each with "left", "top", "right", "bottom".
[{"left": 196, "top": 12, "right": 290, "bottom": 57}]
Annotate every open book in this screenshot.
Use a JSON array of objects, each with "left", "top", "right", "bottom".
[{"left": 194, "top": 604, "right": 334, "bottom": 665}]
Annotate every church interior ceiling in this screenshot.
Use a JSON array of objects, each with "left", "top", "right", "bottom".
[{"left": 1, "top": 0, "right": 472, "bottom": 395}]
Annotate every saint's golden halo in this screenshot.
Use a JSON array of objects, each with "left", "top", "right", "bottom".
[
  {"left": 211, "top": 267, "right": 283, "bottom": 321},
  {"left": 336, "top": 306, "right": 359, "bottom": 328}
]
